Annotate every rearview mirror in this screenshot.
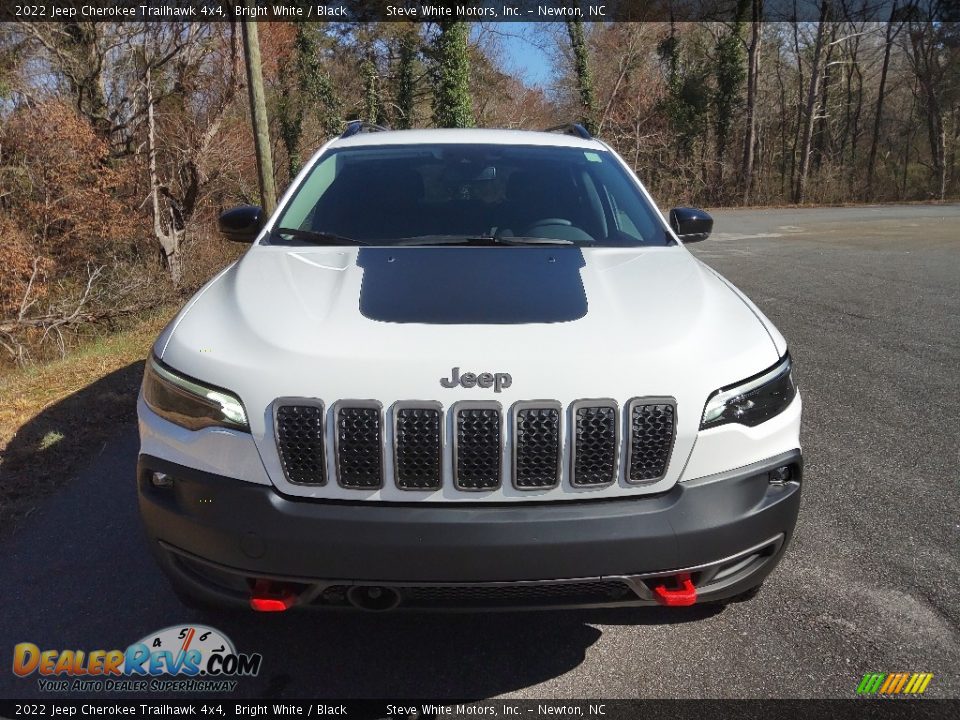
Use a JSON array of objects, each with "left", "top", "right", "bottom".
[
  {"left": 218, "top": 205, "right": 265, "bottom": 243},
  {"left": 669, "top": 207, "right": 713, "bottom": 243}
]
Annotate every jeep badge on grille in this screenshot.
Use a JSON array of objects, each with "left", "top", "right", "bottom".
[{"left": 440, "top": 367, "right": 512, "bottom": 393}]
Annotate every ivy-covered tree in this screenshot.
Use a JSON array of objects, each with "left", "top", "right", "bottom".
[
  {"left": 566, "top": 14, "right": 598, "bottom": 135},
  {"left": 430, "top": 21, "right": 474, "bottom": 128},
  {"left": 657, "top": 26, "right": 709, "bottom": 160},
  {"left": 713, "top": 1, "right": 748, "bottom": 186},
  {"left": 276, "top": 24, "right": 342, "bottom": 179},
  {"left": 362, "top": 53, "right": 382, "bottom": 125},
  {"left": 394, "top": 26, "right": 419, "bottom": 129}
]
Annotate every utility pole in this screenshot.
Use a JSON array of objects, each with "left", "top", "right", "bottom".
[{"left": 241, "top": 13, "right": 277, "bottom": 214}]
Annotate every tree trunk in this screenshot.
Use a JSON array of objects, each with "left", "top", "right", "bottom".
[
  {"left": 362, "top": 54, "right": 381, "bottom": 125},
  {"left": 277, "top": 70, "right": 302, "bottom": 181},
  {"left": 431, "top": 21, "right": 474, "bottom": 128},
  {"left": 145, "top": 64, "right": 183, "bottom": 286},
  {"left": 242, "top": 16, "right": 277, "bottom": 213},
  {"left": 63, "top": 22, "right": 110, "bottom": 137},
  {"left": 566, "top": 13, "right": 598, "bottom": 135},
  {"left": 794, "top": 3, "right": 831, "bottom": 204},
  {"left": 866, "top": 5, "right": 898, "bottom": 199},
  {"left": 790, "top": 21, "right": 805, "bottom": 194},
  {"left": 812, "top": 23, "right": 837, "bottom": 173},
  {"left": 848, "top": 61, "right": 864, "bottom": 168},
  {"left": 908, "top": 23, "right": 947, "bottom": 200},
  {"left": 839, "top": 34, "right": 859, "bottom": 170},
  {"left": 395, "top": 27, "right": 417, "bottom": 129},
  {"left": 901, "top": 83, "right": 918, "bottom": 199},
  {"left": 741, "top": 0, "right": 762, "bottom": 203},
  {"left": 927, "top": 96, "right": 947, "bottom": 200},
  {"left": 776, "top": 45, "right": 789, "bottom": 200},
  {"left": 713, "top": 0, "right": 748, "bottom": 194}
]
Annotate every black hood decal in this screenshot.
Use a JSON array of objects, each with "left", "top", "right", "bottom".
[{"left": 356, "top": 247, "right": 587, "bottom": 324}]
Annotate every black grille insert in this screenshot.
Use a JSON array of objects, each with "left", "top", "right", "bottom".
[
  {"left": 513, "top": 404, "right": 561, "bottom": 489},
  {"left": 454, "top": 404, "right": 502, "bottom": 490},
  {"left": 403, "top": 581, "right": 633, "bottom": 608},
  {"left": 316, "top": 581, "right": 635, "bottom": 608},
  {"left": 572, "top": 402, "right": 618, "bottom": 486},
  {"left": 335, "top": 403, "right": 383, "bottom": 489},
  {"left": 394, "top": 405, "right": 442, "bottom": 490},
  {"left": 275, "top": 403, "right": 326, "bottom": 485},
  {"left": 627, "top": 399, "right": 676, "bottom": 483}
]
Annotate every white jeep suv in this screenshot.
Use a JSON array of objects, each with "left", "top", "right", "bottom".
[{"left": 137, "top": 123, "right": 801, "bottom": 612}]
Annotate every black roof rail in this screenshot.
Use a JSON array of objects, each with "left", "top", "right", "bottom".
[
  {"left": 543, "top": 123, "right": 593, "bottom": 139},
  {"left": 340, "top": 120, "right": 391, "bottom": 138}
]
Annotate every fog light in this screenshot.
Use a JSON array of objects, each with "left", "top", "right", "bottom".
[
  {"left": 768, "top": 466, "right": 791, "bottom": 485},
  {"left": 151, "top": 471, "right": 173, "bottom": 488}
]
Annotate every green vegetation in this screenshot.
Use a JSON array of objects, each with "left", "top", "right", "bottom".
[{"left": 430, "top": 21, "right": 475, "bottom": 128}]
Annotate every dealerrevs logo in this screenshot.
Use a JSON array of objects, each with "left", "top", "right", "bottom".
[{"left": 13, "top": 625, "right": 261, "bottom": 693}]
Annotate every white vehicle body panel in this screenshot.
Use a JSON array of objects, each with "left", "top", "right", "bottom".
[{"left": 139, "top": 129, "right": 801, "bottom": 503}]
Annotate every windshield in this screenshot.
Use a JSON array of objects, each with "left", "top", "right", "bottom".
[{"left": 269, "top": 143, "right": 672, "bottom": 247}]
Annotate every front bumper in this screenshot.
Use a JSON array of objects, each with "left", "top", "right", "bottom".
[{"left": 138, "top": 450, "right": 801, "bottom": 610}]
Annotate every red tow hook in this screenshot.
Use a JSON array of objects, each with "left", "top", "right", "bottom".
[
  {"left": 249, "top": 579, "right": 297, "bottom": 612},
  {"left": 651, "top": 572, "right": 698, "bottom": 607}
]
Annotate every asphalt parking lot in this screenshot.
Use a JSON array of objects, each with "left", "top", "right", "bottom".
[{"left": 1, "top": 204, "right": 958, "bottom": 700}]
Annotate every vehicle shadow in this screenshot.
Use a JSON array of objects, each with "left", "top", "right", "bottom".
[
  {"left": 0, "top": 363, "right": 723, "bottom": 701},
  {"left": 201, "top": 603, "right": 722, "bottom": 698},
  {"left": 0, "top": 359, "right": 147, "bottom": 539}
]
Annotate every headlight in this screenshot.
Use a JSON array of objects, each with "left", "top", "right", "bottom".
[
  {"left": 142, "top": 355, "right": 249, "bottom": 432},
  {"left": 701, "top": 354, "right": 796, "bottom": 430}
]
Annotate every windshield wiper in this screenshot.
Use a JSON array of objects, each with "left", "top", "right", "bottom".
[
  {"left": 393, "top": 235, "right": 575, "bottom": 247},
  {"left": 271, "top": 227, "right": 369, "bottom": 246}
]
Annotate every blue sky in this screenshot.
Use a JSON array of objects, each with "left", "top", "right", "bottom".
[{"left": 480, "top": 23, "right": 557, "bottom": 87}]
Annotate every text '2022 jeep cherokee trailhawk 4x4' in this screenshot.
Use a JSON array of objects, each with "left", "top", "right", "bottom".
[{"left": 138, "top": 123, "right": 801, "bottom": 613}]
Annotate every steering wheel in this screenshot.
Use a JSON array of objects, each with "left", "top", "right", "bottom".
[
  {"left": 523, "top": 218, "right": 572, "bottom": 233},
  {"left": 521, "top": 218, "right": 594, "bottom": 244}
]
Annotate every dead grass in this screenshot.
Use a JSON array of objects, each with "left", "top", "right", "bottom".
[
  {"left": 0, "top": 307, "right": 176, "bottom": 532},
  {"left": 0, "top": 309, "right": 173, "bottom": 448}
]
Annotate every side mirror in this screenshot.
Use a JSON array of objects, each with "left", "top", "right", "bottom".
[
  {"left": 669, "top": 207, "right": 713, "bottom": 243},
  {"left": 218, "top": 205, "right": 264, "bottom": 243}
]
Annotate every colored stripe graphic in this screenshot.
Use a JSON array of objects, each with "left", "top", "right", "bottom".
[
  {"left": 857, "top": 673, "right": 886, "bottom": 694},
  {"left": 857, "top": 672, "right": 933, "bottom": 695}
]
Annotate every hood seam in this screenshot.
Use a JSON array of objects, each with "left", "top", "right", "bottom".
[
  {"left": 697, "top": 261, "right": 781, "bottom": 359},
  {"left": 158, "top": 263, "right": 236, "bottom": 359}
]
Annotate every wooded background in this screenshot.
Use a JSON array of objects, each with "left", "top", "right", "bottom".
[{"left": 1, "top": 8, "right": 957, "bottom": 365}]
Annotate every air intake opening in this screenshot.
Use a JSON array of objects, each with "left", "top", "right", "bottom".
[
  {"left": 453, "top": 401, "right": 502, "bottom": 490},
  {"left": 334, "top": 401, "right": 384, "bottom": 489}
]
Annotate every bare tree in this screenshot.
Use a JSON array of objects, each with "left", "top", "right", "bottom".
[
  {"left": 904, "top": 15, "right": 950, "bottom": 199},
  {"left": 143, "top": 23, "right": 242, "bottom": 285},
  {"left": 866, "top": 5, "right": 903, "bottom": 198},
  {"left": 794, "top": 2, "right": 832, "bottom": 203},
  {"left": 740, "top": 0, "right": 763, "bottom": 203}
]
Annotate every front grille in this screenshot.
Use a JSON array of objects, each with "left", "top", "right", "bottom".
[
  {"left": 274, "top": 396, "right": 675, "bottom": 494},
  {"left": 454, "top": 402, "right": 502, "bottom": 490},
  {"left": 627, "top": 399, "right": 676, "bottom": 483},
  {"left": 394, "top": 403, "right": 442, "bottom": 490},
  {"left": 334, "top": 402, "right": 383, "bottom": 488},
  {"left": 571, "top": 401, "right": 619, "bottom": 486},
  {"left": 513, "top": 402, "right": 561, "bottom": 488},
  {"left": 274, "top": 403, "right": 326, "bottom": 485}
]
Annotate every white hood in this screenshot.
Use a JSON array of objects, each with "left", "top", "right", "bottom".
[{"left": 155, "top": 244, "right": 783, "bottom": 501}]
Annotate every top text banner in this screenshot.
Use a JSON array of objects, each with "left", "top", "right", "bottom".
[{"left": 1, "top": 0, "right": 948, "bottom": 23}]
